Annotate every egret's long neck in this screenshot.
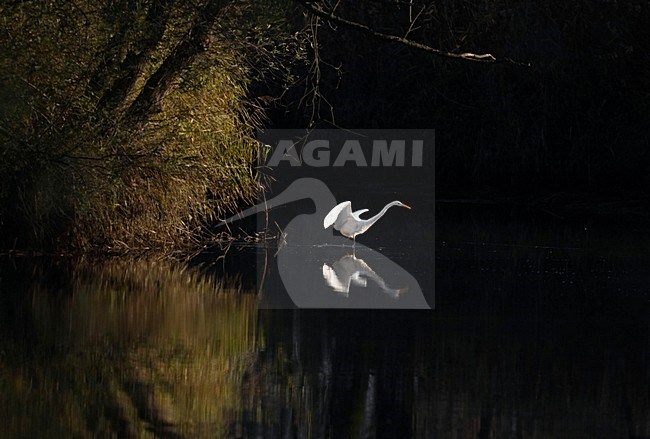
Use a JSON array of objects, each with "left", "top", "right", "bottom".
[{"left": 364, "top": 201, "right": 402, "bottom": 228}]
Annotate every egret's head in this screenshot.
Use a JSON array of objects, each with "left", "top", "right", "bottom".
[{"left": 397, "top": 201, "right": 411, "bottom": 209}]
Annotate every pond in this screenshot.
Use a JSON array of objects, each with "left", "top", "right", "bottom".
[{"left": 1, "top": 203, "right": 649, "bottom": 437}]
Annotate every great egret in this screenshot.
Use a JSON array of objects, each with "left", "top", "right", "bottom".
[
  {"left": 219, "top": 178, "right": 428, "bottom": 309},
  {"left": 323, "top": 200, "right": 411, "bottom": 244}
]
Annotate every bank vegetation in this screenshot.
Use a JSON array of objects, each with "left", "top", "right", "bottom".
[
  {"left": 2, "top": 0, "right": 648, "bottom": 253},
  {"left": 0, "top": 0, "right": 302, "bottom": 254}
]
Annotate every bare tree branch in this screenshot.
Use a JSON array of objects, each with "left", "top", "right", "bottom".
[{"left": 294, "top": 1, "right": 530, "bottom": 66}]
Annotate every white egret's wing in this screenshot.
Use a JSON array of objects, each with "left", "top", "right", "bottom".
[
  {"left": 323, "top": 201, "right": 352, "bottom": 229},
  {"left": 352, "top": 209, "right": 369, "bottom": 219},
  {"left": 322, "top": 263, "right": 349, "bottom": 293}
]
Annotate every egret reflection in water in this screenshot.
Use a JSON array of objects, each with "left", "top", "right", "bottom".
[
  {"left": 322, "top": 253, "right": 408, "bottom": 298},
  {"left": 221, "top": 178, "right": 429, "bottom": 309}
]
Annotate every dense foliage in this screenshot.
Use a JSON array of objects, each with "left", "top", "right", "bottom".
[
  {"left": 2, "top": 0, "right": 648, "bottom": 252},
  {"left": 0, "top": 0, "right": 300, "bottom": 252}
]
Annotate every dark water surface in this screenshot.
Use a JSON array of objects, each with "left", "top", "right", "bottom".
[{"left": 1, "top": 204, "right": 650, "bottom": 438}]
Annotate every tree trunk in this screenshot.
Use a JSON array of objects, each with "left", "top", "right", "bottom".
[
  {"left": 95, "top": 0, "right": 174, "bottom": 116},
  {"left": 125, "top": 0, "right": 226, "bottom": 127}
]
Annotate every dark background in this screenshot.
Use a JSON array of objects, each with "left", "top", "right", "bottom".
[{"left": 258, "top": 0, "right": 650, "bottom": 199}]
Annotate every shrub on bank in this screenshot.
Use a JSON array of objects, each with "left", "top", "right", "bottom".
[{"left": 0, "top": 1, "right": 297, "bottom": 253}]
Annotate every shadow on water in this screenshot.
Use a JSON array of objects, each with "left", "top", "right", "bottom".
[{"left": 1, "top": 203, "right": 650, "bottom": 437}]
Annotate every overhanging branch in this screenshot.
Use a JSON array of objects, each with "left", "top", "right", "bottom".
[{"left": 295, "top": 1, "right": 530, "bottom": 66}]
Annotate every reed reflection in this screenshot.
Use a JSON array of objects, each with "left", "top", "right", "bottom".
[
  {"left": 0, "top": 259, "right": 259, "bottom": 438},
  {"left": 4, "top": 199, "right": 650, "bottom": 438},
  {"left": 1, "top": 252, "right": 650, "bottom": 438}
]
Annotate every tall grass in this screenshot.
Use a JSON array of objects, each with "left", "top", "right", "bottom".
[{"left": 0, "top": 1, "right": 297, "bottom": 253}]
